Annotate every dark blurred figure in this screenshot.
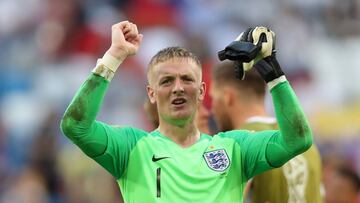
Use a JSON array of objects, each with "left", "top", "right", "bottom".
[
  {"left": 124, "top": 0, "right": 180, "bottom": 27},
  {"left": 39, "top": 0, "right": 104, "bottom": 60},
  {"left": 325, "top": 166, "right": 360, "bottom": 203},
  {"left": 323, "top": 0, "right": 360, "bottom": 37},
  {"left": 28, "top": 111, "right": 62, "bottom": 202},
  {"left": 0, "top": 168, "right": 49, "bottom": 203}
]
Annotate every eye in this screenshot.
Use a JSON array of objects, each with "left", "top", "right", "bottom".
[
  {"left": 160, "top": 80, "right": 169, "bottom": 85},
  {"left": 182, "top": 76, "right": 194, "bottom": 82},
  {"left": 160, "top": 78, "right": 172, "bottom": 85}
]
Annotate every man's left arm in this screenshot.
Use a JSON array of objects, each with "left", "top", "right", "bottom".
[
  {"left": 220, "top": 27, "right": 313, "bottom": 175},
  {"left": 266, "top": 76, "right": 312, "bottom": 167},
  {"left": 236, "top": 70, "right": 312, "bottom": 179},
  {"left": 245, "top": 27, "right": 313, "bottom": 167}
]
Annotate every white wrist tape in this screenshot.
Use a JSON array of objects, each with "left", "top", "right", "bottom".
[
  {"left": 267, "top": 75, "right": 287, "bottom": 90},
  {"left": 100, "top": 52, "right": 123, "bottom": 73},
  {"left": 92, "top": 63, "right": 115, "bottom": 81}
]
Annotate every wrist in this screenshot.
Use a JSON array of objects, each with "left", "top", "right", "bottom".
[
  {"left": 100, "top": 51, "right": 124, "bottom": 73},
  {"left": 91, "top": 50, "right": 124, "bottom": 81},
  {"left": 254, "top": 56, "right": 284, "bottom": 83},
  {"left": 106, "top": 46, "right": 128, "bottom": 61},
  {"left": 267, "top": 75, "right": 287, "bottom": 90},
  {"left": 92, "top": 62, "right": 115, "bottom": 81}
]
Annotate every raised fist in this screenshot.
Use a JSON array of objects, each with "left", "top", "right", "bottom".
[
  {"left": 238, "top": 26, "right": 275, "bottom": 67},
  {"left": 107, "top": 21, "right": 143, "bottom": 61}
]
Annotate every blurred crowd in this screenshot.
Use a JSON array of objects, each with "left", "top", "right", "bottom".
[{"left": 0, "top": 0, "right": 360, "bottom": 202}]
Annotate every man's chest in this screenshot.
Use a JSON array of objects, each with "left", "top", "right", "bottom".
[{"left": 123, "top": 136, "right": 239, "bottom": 184}]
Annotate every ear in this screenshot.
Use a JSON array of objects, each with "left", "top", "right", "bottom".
[
  {"left": 198, "top": 81, "right": 206, "bottom": 101},
  {"left": 147, "top": 85, "right": 156, "bottom": 104}
]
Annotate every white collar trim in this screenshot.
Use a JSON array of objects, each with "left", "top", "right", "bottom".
[{"left": 245, "top": 116, "right": 276, "bottom": 124}]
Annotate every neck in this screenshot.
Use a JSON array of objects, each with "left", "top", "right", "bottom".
[
  {"left": 158, "top": 120, "right": 200, "bottom": 148},
  {"left": 231, "top": 102, "right": 268, "bottom": 129}
]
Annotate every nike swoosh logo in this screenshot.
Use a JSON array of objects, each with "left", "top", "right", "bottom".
[{"left": 152, "top": 155, "right": 170, "bottom": 162}]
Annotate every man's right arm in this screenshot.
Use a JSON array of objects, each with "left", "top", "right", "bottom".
[
  {"left": 60, "top": 21, "right": 143, "bottom": 178},
  {"left": 60, "top": 73, "right": 115, "bottom": 157}
]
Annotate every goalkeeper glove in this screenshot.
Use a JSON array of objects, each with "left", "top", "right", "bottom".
[{"left": 218, "top": 26, "right": 284, "bottom": 82}]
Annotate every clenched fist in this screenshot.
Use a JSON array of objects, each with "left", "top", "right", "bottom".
[{"left": 106, "top": 21, "right": 143, "bottom": 61}]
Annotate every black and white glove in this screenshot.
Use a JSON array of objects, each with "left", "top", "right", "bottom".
[{"left": 218, "top": 26, "right": 284, "bottom": 82}]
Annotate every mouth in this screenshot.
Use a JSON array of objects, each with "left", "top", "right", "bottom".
[{"left": 171, "top": 98, "right": 187, "bottom": 106}]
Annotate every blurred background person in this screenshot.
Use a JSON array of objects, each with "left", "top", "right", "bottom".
[
  {"left": 325, "top": 166, "right": 360, "bottom": 203},
  {"left": 209, "top": 63, "right": 322, "bottom": 203},
  {"left": 143, "top": 98, "right": 159, "bottom": 130}
]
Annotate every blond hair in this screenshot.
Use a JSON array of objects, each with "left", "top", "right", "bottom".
[{"left": 147, "top": 47, "right": 202, "bottom": 85}]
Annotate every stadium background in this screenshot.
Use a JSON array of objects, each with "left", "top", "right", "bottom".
[{"left": 0, "top": 0, "right": 359, "bottom": 202}]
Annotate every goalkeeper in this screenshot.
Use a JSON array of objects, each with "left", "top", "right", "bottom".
[{"left": 60, "top": 21, "right": 313, "bottom": 203}]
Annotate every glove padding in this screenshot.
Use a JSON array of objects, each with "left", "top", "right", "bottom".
[
  {"left": 218, "top": 26, "right": 277, "bottom": 80},
  {"left": 254, "top": 57, "right": 284, "bottom": 83},
  {"left": 217, "top": 41, "right": 261, "bottom": 62}
]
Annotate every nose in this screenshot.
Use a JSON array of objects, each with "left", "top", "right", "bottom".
[{"left": 172, "top": 78, "right": 184, "bottom": 95}]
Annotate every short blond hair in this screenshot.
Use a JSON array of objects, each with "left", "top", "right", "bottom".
[{"left": 147, "top": 47, "right": 202, "bottom": 85}]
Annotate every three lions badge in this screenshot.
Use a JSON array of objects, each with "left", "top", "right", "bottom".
[{"left": 203, "top": 149, "right": 230, "bottom": 172}]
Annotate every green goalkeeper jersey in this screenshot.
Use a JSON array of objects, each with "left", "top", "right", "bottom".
[
  {"left": 98, "top": 127, "right": 276, "bottom": 202},
  {"left": 60, "top": 73, "right": 313, "bottom": 203},
  {"left": 242, "top": 118, "right": 322, "bottom": 203}
]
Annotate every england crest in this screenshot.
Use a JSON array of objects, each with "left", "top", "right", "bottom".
[{"left": 203, "top": 149, "right": 230, "bottom": 172}]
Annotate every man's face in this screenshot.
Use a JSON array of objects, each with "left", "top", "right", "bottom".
[
  {"left": 147, "top": 58, "right": 205, "bottom": 126},
  {"left": 209, "top": 81, "right": 232, "bottom": 131}
]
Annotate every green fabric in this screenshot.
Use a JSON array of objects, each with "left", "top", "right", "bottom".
[
  {"left": 118, "top": 130, "right": 277, "bottom": 203},
  {"left": 266, "top": 81, "right": 313, "bottom": 167},
  {"left": 91, "top": 125, "right": 148, "bottom": 178},
  {"left": 60, "top": 75, "right": 313, "bottom": 203},
  {"left": 220, "top": 130, "right": 276, "bottom": 179},
  {"left": 242, "top": 121, "right": 322, "bottom": 203},
  {"left": 60, "top": 74, "right": 148, "bottom": 178},
  {"left": 60, "top": 74, "right": 110, "bottom": 157}
]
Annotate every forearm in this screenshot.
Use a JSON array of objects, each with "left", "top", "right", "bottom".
[
  {"left": 60, "top": 73, "right": 110, "bottom": 157},
  {"left": 266, "top": 77, "right": 313, "bottom": 166}
]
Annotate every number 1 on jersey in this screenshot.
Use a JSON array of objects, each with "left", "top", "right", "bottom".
[{"left": 156, "top": 167, "right": 161, "bottom": 197}]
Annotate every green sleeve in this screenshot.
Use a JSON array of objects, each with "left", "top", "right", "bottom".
[
  {"left": 222, "top": 130, "right": 277, "bottom": 179},
  {"left": 60, "top": 73, "right": 147, "bottom": 178},
  {"left": 222, "top": 81, "right": 312, "bottom": 179},
  {"left": 266, "top": 81, "right": 313, "bottom": 167},
  {"left": 60, "top": 74, "right": 110, "bottom": 157},
  {"left": 91, "top": 125, "right": 148, "bottom": 179}
]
